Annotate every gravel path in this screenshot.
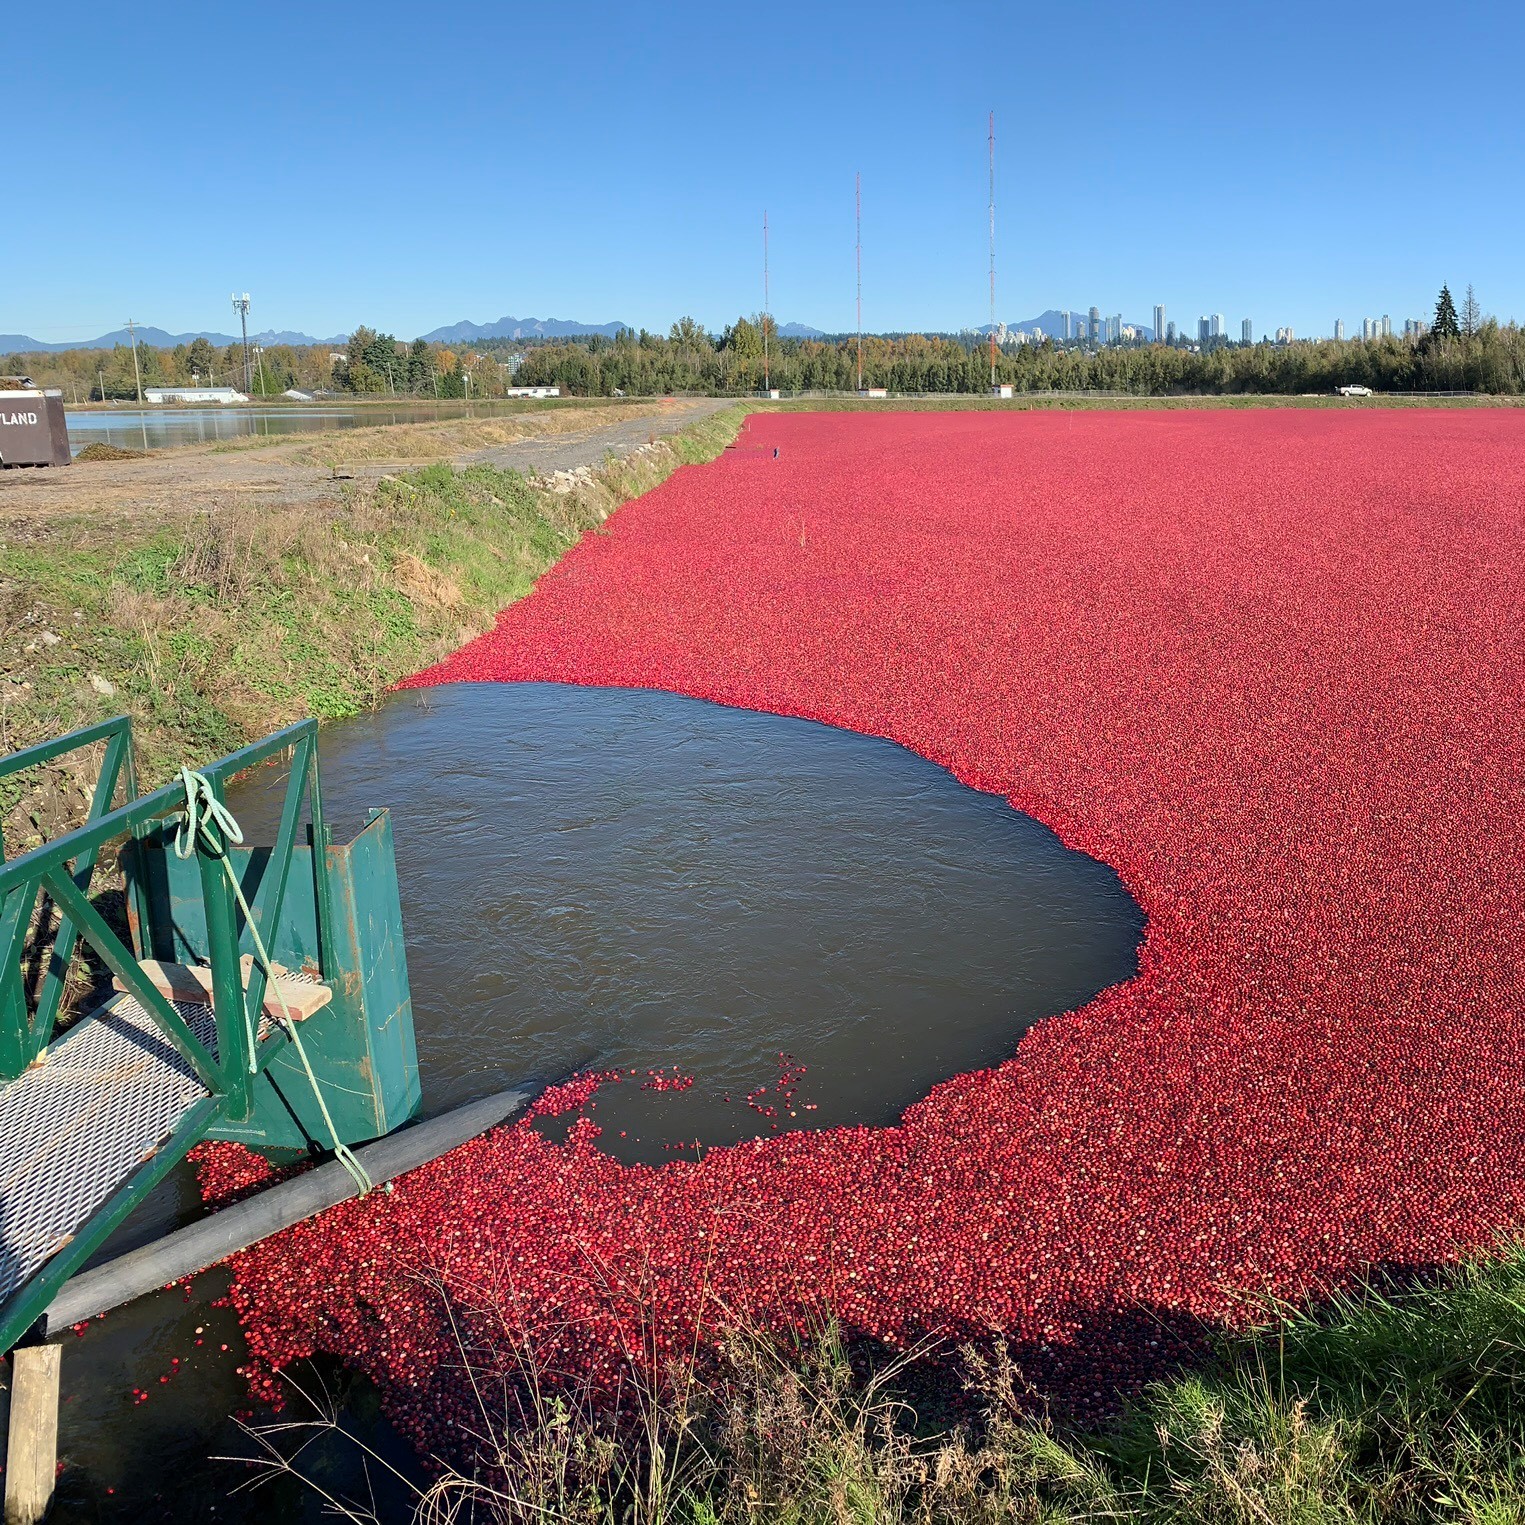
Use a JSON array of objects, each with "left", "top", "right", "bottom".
[{"left": 462, "top": 398, "right": 733, "bottom": 475}]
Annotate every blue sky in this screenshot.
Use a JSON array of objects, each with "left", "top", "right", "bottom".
[{"left": 11, "top": 0, "right": 1522, "bottom": 342}]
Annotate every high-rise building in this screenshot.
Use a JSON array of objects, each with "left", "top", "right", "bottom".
[
  {"left": 1335, "top": 319, "right": 1345, "bottom": 340},
  {"left": 1211, "top": 313, "right": 1225, "bottom": 338},
  {"left": 1166, "top": 320, "right": 1177, "bottom": 344},
  {"left": 1198, "top": 316, "right": 1211, "bottom": 344},
  {"left": 1242, "top": 318, "right": 1253, "bottom": 344},
  {"left": 1153, "top": 304, "right": 1165, "bottom": 343},
  {"left": 1361, "top": 318, "right": 1374, "bottom": 341},
  {"left": 1381, "top": 314, "right": 1392, "bottom": 338},
  {"left": 1110, "top": 313, "right": 1122, "bottom": 343},
  {"left": 1088, "top": 306, "right": 1100, "bottom": 342},
  {"left": 1061, "top": 310, "right": 1072, "bottom": 340}
]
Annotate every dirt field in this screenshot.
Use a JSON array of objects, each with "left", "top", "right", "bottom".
[{"left": 0, "top": 398, "right": 732, "bottom": 526}]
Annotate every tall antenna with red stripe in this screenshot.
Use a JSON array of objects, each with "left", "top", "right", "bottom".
[
  {"left": 988, "top": 110, "right": 997, "bottom": 389},
  {"left": 856, "top": 172, "right": 863, "bottom": 392},
  {"left": 763, "top": 209, "right": 771, "bottom": 392}
]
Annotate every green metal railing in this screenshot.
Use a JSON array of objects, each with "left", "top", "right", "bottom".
[
  {"left": 0, "top": 716, "right": 140, "bottom": 1077},
  {"left": 0, "top": 716, "right": 328, "bottom": 1097},
  {"left": 0, "top": 716, "right": 330, "bottom": 1351}
]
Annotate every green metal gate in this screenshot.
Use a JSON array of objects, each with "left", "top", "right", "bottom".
[{"left": 0, "top": 715, "right": 419, "bottom": 1354}]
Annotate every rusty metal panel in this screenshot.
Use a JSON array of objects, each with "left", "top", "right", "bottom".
[{"left": 0, "top": 392, "right": 70, "bottom": 468}]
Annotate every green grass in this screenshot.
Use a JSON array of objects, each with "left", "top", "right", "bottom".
[{"left": 0, "top": 405, "right": 745, "bottom": 850}]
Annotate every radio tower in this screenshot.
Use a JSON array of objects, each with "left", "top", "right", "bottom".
[
  {"left": 988, "top": 110, "right": 997, "bottom": 389},
  {"left": 763, "top": 210, "right": 770, "bottom": 392},
  {"left": 855, "top": 173, "right": 863, "bottom": 392}
]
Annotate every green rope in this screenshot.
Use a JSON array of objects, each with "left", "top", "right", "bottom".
[{"left": 172, "top": 767, "right": 374, "bottom": 1197}]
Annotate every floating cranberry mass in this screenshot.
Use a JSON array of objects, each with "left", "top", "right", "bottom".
[{"left": 198, "top": 406, "right": 1525, "bottom": 1458}]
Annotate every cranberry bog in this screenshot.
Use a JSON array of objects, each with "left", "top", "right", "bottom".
[{"left": 206, "top": 406, "right": 1525, "bottom": 1462}]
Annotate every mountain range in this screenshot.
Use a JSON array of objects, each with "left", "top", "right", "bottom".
[
  {"left": 0, "top": 326, "right": 349, "bottom": 354},
  {"left": 2, "top": 312, "right": 1133, "bottom": 355}
]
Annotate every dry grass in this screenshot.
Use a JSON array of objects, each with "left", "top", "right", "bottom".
[{"left": 230, "top": 1241, "right": 1525, "bottom": 1525}]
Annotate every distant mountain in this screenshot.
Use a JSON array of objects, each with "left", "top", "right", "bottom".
[
  {"left": 419, "top": 315, "right": 629, "bottom": 344},
  {"left": 1, "top": 326, "right": 346, "bottom": 354},
  {"left": 778, "top": 322, "right": 825, "bottom": 338}
]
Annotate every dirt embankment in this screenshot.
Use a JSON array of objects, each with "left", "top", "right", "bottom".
[
  {"left": 0, "top": 397, "right": 732, "bottom": 527},
  {"left": 0, "top": 401, "right": 744, "bottom": 855}
]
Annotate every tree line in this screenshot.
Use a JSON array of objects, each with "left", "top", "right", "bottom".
[
  {"left": 9, "top": 288, "right": 1520, "bottom": 401},
  {"left": 510, "top": 293, "right": 1525, "bottom": 397},
  {"left": 0, "top": 328, "right": 522, "bottom": 401}
]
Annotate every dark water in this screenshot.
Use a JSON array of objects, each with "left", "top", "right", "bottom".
[
  {"left": 233, "top": 683, "right": 1142, "bottom": 1163},
  {"left": 28, "top": 681, "right": 1141, "bottom": 1519}
]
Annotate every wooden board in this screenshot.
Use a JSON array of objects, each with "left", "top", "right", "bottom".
[{"left": 112, "top": 958, "right": 332, "bottom": 1023}]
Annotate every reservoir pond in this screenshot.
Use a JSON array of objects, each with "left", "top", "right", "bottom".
[{"left": 64, "top": 401, "right": 532, "bottom": 455}]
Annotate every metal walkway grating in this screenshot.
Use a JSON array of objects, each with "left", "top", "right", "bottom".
[{"left": 0, "top": 994, "right": 218, "bottom": 1306}]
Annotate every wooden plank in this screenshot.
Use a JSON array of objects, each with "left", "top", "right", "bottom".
[
  {"left": 4, "top": 1343, "right": 60, "bottom": 1525},
  {"left": 111, "top": 958, "right": 331, "bottom": 1022}
]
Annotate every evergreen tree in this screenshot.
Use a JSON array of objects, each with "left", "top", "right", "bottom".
[
  {"left": 1462, "top": 284, "right": 1481, "bottom": 338},
  {"left": 406, "top": 337, "right": 434, "bottom": 393},
  {"left": 187, "top": 337, "right": 215, "bottom": 378},
  {"left": 1433, "top": 285, "right": 1460, "bottom": 341}
]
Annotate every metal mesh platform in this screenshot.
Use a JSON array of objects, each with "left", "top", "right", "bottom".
[{"left": 0, "top": 994, "right": 217, "bottom": 1306}]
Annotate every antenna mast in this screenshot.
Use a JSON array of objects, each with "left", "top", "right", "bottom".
[
  {"left": 855, "top": 172, "right": 863, "bottom": 391},
  {"left": 988, "top": 110, "right": 997, "bottom": 388},
  {"left": 763, "top": 210, "right": 770, "bottom": 391}
]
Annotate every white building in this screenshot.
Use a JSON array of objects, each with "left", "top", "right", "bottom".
[
  {"left": 142, "top": 386, "right": 248, "bottom": 404},
  {"left": 503, "top": 385, "right": 561, "bottom": 398}
]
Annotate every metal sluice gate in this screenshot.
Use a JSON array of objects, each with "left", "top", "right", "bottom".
[{"left": 0, "top": 714, "right": 421, "bottom": 1355}]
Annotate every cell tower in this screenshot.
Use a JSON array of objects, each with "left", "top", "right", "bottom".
[
  {"left": 988, "top": 110, "right": 997, "bottom": 388},
  {"left": 763, "top": 210, "right": 770, "bottom": 392},
  {"left": 231, "top": 293, "right": 252, "bottom": 393},
  {"left": 855, "top": 172, "right": 863, "bottom": 392}
]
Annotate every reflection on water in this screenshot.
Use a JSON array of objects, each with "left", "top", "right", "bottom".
[
  {"left": 63, "top": 401, "right": 531, "bottom": 456},
  {"left": 43, "top": 680, "right": 1142, "bottom": 1518}
]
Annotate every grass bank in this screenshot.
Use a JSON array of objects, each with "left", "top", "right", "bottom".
[
  {"left": 0, "top": 405, "right": 744, "bottom": 848},
  {"left": 263, "top": 1242, "right": 1525, "bottom": 1523}
]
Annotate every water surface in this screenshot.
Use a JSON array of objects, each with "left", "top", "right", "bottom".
[{"left": 64, "top": 401, "right": 537, "bottom": 455}]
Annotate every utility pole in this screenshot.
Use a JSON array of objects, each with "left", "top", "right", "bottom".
[
  {"left": 231, "top": 293, "right": 252, "bottom": 394},
  {"left": 125, "top": 318, "right": 143, "bottom": 403},
  {"left": 97, "top": 367, "right": 105, "bottom": 403},
  {"left": 763, "top": 210, "right": 770, "bottom": 393},
  {"left": 855, "top": 172, "right": 863, "bottom": 392}
]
